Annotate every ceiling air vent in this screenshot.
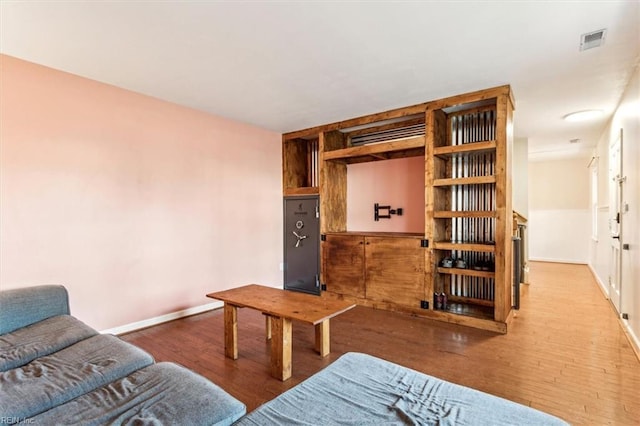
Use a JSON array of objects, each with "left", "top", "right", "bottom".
[{"left": 580, "top": 29, "right": 606, "bottom": 51}]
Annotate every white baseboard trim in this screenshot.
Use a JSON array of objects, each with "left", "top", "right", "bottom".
[
  {"left": 622, "top": 319, "right": 640, "bottom": 362},
  {"left": 587, "top": 263, "right": 609, "bottom": 298},
  {"left": 585, "top": 264, "right": 639, "bottom": 361},
  {"left": 529, "top": 257, "right": 587, "bottom": 265},
  {"left": 100, "top": 301, "right": 223, "bottom": 336}
]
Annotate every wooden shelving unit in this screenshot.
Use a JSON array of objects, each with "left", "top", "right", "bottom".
[
  {"left": 426, "top": 86, "right": 514, "bottom": 329},
  {"left": 282, "top": 85, "right": 514, "bottom": 334}
]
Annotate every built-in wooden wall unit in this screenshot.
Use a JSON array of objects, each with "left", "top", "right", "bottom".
[{"left": 282, "top": 85, "right": 515, "bottom": 333}]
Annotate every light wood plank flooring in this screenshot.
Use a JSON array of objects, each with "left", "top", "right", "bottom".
[{"left": 121, "top": 262, "right": 640, "bottom": 425}]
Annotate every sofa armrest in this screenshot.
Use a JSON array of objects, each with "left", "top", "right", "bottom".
[{"left": 0, "top": 285, "right": 70, "bottom": 334}]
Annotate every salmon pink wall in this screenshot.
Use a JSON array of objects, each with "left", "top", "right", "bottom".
[
  {"left": 346, "top": 157, "right": 425, "bottom": 233},
  {"left": 0, "top": 55, "right": 283, "bottom": 330}
]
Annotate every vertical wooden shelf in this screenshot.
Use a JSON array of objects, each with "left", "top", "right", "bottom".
[
  {"left": 425, "top": 87, "right": 514, "bottom": 328},
  {"left": 319, "top": 131, "right": 347, "bottom": 234}
]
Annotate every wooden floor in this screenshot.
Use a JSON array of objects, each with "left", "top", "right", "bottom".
[{"left": 121, "top": 262, "right": 640, "bottom": 425}]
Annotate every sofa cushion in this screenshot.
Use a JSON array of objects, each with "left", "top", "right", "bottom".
[
  {"left": 0, "top": 315, "right": 98, "bottom": 372},
  {"left": 32, "top": 362, "right": 246, "bottom": 426},
  {"left": 236, "top": 352, "right": 568, "bottom": 425},
  {"left": 0, "top": 334, "right": 154, "bottom": 419},
  {"left": 0, "top": 285, "right": 70, "bottom": 334}
]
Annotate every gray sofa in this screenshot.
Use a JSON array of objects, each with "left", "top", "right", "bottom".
[
  {"left": 1, "top": 285, "right": 569, "bottom": 425},
  {"left": 0, "top": 285, "right": 246, "bottom": 425}
]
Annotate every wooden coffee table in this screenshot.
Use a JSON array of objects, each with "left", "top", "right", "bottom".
[{"left": 206, "top": 284, "right": 355, "bottom": 381}]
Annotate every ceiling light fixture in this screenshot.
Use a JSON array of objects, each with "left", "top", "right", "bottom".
[{"left": 563, "top": 110, "right": 603, "bottom": 122}]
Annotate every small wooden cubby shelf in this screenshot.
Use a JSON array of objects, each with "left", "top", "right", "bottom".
[
  {"left": 447, "top": 295, "right": 495, "bottom": 308},
  {"left": 433, "top": 211, "right": 496, "bottom": 218},
  {"left": 432, "top": 242, "right": 496, "bottom": 252},
  {"left": 283, "top": 137, "right": 319, "bottom": 196},
  {"left": 433, "top": 140, "right": 496, "bottom": 157},
  {"left": 437, "top": 267, "right": 495, "bottom": 279},
  {"left": 433, "top": 176, "right": 496, "bottom": 186},
  {"left": 282, "top": 84, "right": 514, "bottom": 334}
]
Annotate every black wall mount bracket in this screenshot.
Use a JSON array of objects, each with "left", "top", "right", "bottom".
[{"left": 374, "top": 203, "right": 403, "bottom": 221}]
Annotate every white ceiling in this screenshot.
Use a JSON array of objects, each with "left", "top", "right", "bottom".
[{"left": 1, "top": 1, "right": 638, "bottom": 159}]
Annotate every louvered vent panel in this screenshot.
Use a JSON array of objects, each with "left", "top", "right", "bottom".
[
  {"left": 580, "top": 29, "right": 606, "bottom": 51},
  {"left": 351, "top": 124, "right": 425, "bottom": 146}
]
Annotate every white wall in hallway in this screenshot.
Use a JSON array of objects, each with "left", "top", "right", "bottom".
[
  {"left": 528, "top": 157, "right": 591, "bottom": 264},
  {"left": 589, "top": 65, "right": 640, "bottom": 352},
  {"left": 528, "top": 209, "right": 590, "bottom": 263},
  {"left": 513, "top": 137, "right": 529, "bottom": 218}
]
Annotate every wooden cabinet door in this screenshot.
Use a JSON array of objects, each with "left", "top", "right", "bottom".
[
  {"left": 365, "top": 237, "right": 425, "bottom": 307},
  {"left": 323, "top": 235, "right": 365, "bottom": 298}
]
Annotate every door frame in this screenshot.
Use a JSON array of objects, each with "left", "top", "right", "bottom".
[{"left": 608, "top": 128, "right": 623, "bottom": 313}]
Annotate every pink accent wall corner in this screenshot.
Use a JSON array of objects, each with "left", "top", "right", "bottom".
[{"left": 0, "top": 54, "right": 283, "bottom": 330}]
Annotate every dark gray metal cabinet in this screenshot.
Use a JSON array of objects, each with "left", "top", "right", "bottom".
[{"left": 283, "top": 196, "right": 320, "bottom": 295}]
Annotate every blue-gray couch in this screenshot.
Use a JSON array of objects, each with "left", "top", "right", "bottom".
[
  {"left": 1, "top": 285, "right": 569, "bottom": 425},
  {"left": 0, "top": 285, "right": 246, "bottom": 425}
]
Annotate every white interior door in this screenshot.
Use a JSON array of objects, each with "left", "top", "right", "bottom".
[{"left": 608, "top": 130, "right": 623, "bottom": 313}]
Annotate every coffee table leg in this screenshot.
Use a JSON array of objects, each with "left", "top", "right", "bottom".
[
  {"left": 270, "top": 316, "right": 292, "bottom": 381},
  {"left": 265, "top": 315, "right": 272, "bottom": 341},
  {"left": 224, "top": 303, "right": 238, "bottom": 360},
  {"left": 315, "top": 320, "right": 330, "bottom": 357}
]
